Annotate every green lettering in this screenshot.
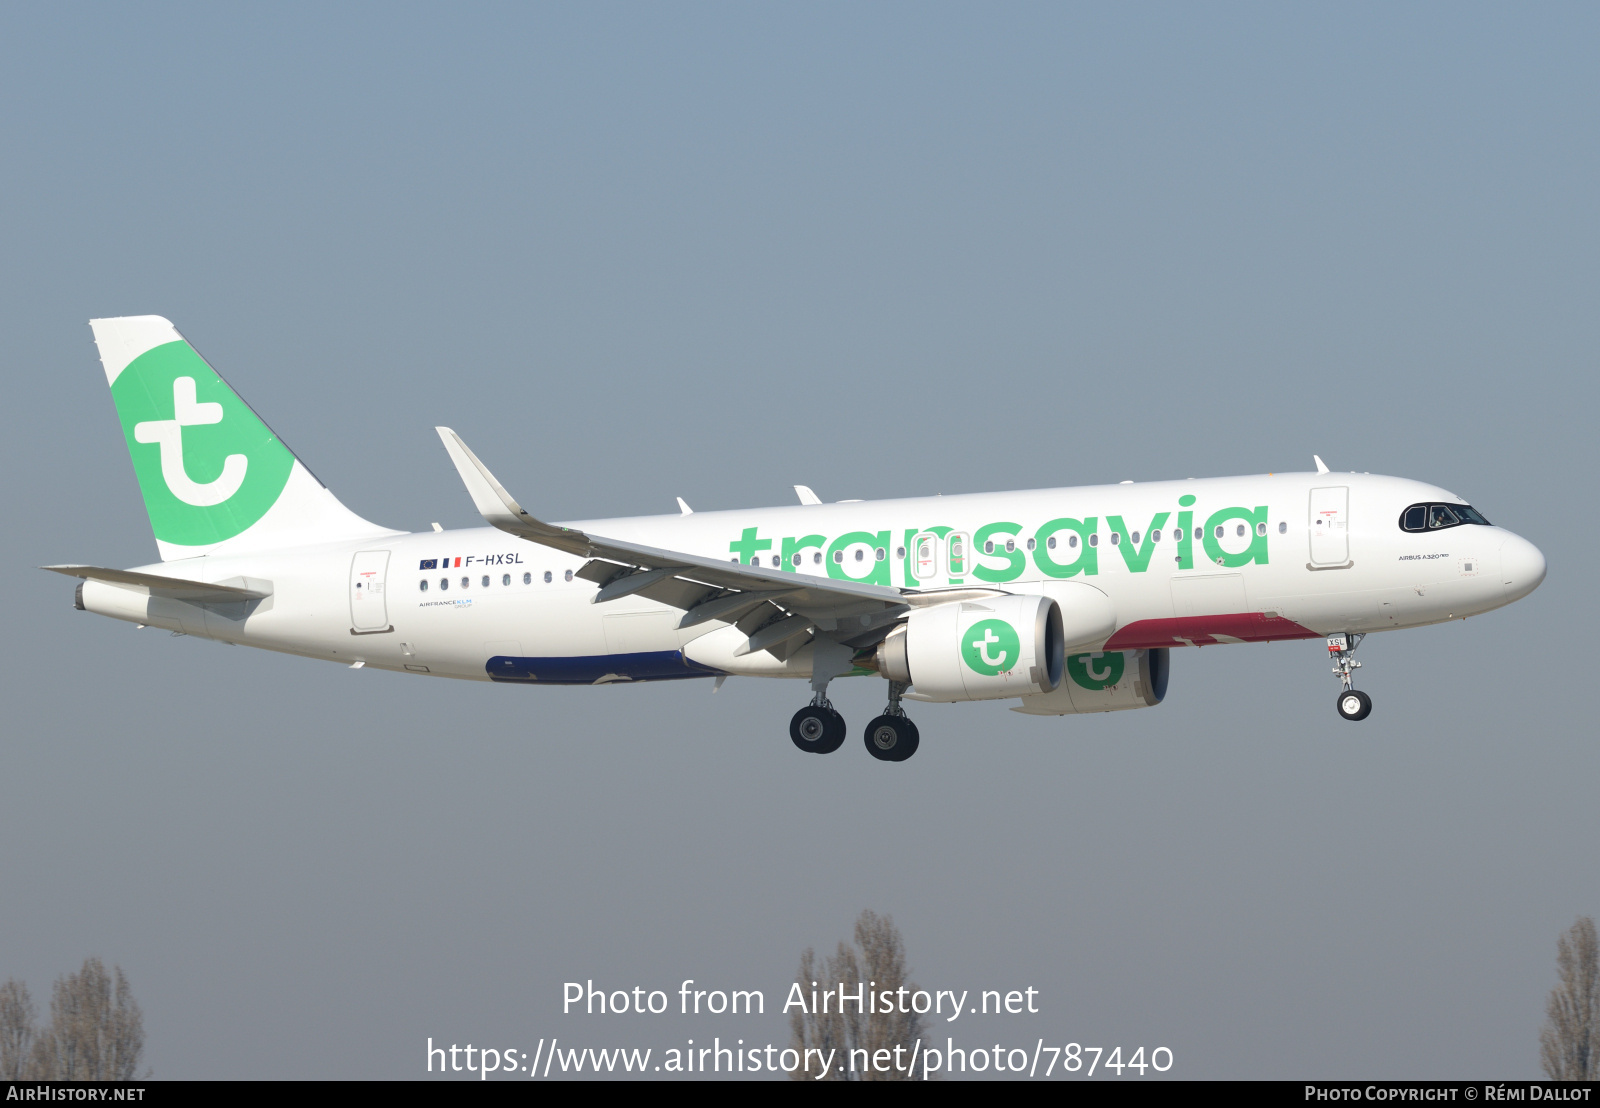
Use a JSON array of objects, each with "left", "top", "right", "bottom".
[
  {"left": 728, "top": 527, "right": 772, "bottom": 565},
  {"left": 1176, "top": 510, "right": 1194, "bottom": 569},
  {"left": 1034, "top": 517, "right": 1098, "bottom": 578},
  {"left": 780, "top": 534, "right": 826, "bottom": 572},
  {"left": 1201, "top": 506, "right": 1269, "bottom": 568},
  {"left": 973, "top": 522, "right": 1025, "bottom": 583},
  {"left": 1107, "top": 513, "right": 1170, "bottom": 573},
  {"left": 826, "top": 530, "right": 891, "bottom": 586}
]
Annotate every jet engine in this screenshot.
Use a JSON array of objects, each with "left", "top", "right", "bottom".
[
  {"left": 876, "top": 593, "right": 1064, "bottom": 702},
  {"left": 1010, "top": 648, "right": 1170, "bottom": 715}
]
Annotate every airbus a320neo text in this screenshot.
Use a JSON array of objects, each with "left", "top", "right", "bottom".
[{"left": 53, "top": 316, "right": 1547, "bottom": 761}]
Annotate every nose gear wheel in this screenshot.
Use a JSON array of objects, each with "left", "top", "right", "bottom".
[
  {"left": 1336, "top": 689, "right": 1372, "bottom": 721},
  {"left": 1327, "top": 634, "right": 1373, "bottom": 721}
]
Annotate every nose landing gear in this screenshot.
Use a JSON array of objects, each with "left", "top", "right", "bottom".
[
  {"left": 1328, "top": 634, "right": 1372, "bottom": 721},
  {"left": 864, "top": 680, "right": 920, "bottom": 761}
]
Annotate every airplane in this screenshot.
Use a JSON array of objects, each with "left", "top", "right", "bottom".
[{"left": 50, "top": 316, "right": 1547, "bottom": 762}]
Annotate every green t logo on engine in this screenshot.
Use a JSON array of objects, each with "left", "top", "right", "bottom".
[
  {"left": 961, "top": 619, "right": 1020, "bottom": 676},
  {"left": 1068, "top": 652, "right": 1125, "bottom": 690}
]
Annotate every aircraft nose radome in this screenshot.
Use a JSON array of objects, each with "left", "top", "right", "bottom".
[{"left": 1498, "top": 533, "right": 1547, "bottom": 602}]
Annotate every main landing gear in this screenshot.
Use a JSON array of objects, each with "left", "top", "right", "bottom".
[
  {"left": 1328, "top": 633, "right": 1373, "bottom": 721},
  {"left": 864, "top": 681, "right": 919, "bottom": 763},
  {"left": 790, "top": 695, "right": 847, "bottom": 754},
  {"left": 789, "top": 680, "right": 921, "bottom": 761}
]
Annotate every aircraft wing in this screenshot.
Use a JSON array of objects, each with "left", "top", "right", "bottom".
[{"left": 435, "top": 428, "right": 910, "bottom": 653}]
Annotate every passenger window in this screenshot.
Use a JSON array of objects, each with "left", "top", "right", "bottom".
[
  {"left": 875, "top": 548, "right": 886, "bottom": 561},
  {"left": 1236, "top": 524, "right": 1246, "bottom": 537},
  {"left": 420, "top": 580, "right": 429, "bottom": 592},
  {"left": 1026, "top": 538, "right": 1035, "bottom": 551},
  {"left": 1131, "top": 531, "right": 1141, "bottom": 545},
  {"left": 1068, "top": 535, "right": 1078, "bottom": 549},
  {"left": 1194, "top": 527, "right": 1202, "bottom": 540},
  {"left": 984, "top": 540, "right": 995, "bottom": 554},
  {"left": 1428, "top": 505, "right": 1459, "bottom": 529},
  {"left": 1215, "top": 526, "right": 1224, "bottom": 539},
  {"left": 834, "top": 550, "right": 844, "bottom": 564},
  {"left": 1004, "top": 539, "right": 1015, "bottom": 553},
  {"left": 772, "top": 556, "right": 780, "bottom": 568},
  {"left": 462, "top": 577, "right": 470, "bottom": 589},
  {"left": 440, "top": 578, "right": 448, "bottom": 591},
  {"left": 1151, "top": 529, "right": 1161, "bottom": 543},
  {"left": 502, "top": 574, "right": 510, "bottom": 586},
  {"left": 792, "top": 553, "right": 801, "bottom": 567},
  {"left": 1109, "top": 532, "right": 1120, "bottom": 546},
  {"left": 896, "top": 546, "right": 906, "bottom": 559},
  {"left": 1047, "top": 536, "right": 1057, "bottom": 550},
  {"left": 1088, "top": 534, "right": 1099, "bottom": 548},
  {"left": 543, "top": 571, "right": 553, "bottom": 583},
  {"left": 1256, "top": 522, "right": 1267, "bottom": 537},
  {"left": 813, "top": 552, "right": 822, "bottom": 564},
  {"left": 482, "top": 576, "right": 490, "bottom": 588},
  {"left": 1278, "top": 522, "right": 1287, "bottom": 534},
  {"left": 523, "top": 572, "right": 531, "bottom": 584},
  {"left": 853, "top": 549, "right": 864, "bottom": 562},
  {"left": 564, "top": 569, "right": 574, "bottom": 581}
]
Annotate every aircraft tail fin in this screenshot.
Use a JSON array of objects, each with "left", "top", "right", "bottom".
[{"left": 90, "top": 315, "right": 398, "bottom": 561}]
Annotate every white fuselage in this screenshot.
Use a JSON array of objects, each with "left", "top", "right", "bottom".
[{"left": 79, "top": 471, "right": 1546, "bottom": 692}]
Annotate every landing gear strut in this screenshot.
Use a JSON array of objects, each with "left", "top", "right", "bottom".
[
  {"left": 864, "top": 680, "right": 920, "bottom": 762},
  {"left": 1328, "top": 634, "right": 1372, "bottom": 721}
]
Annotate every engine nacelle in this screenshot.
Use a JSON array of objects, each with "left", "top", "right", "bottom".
[
  {"left": 1010, "top": 648, "right": 1169, "bottom": 715},
  {"left": 879, "top": 594, "right": 1064, "bottom": 703}
]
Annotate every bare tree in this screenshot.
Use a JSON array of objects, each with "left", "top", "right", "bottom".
[
  {"left": 7, "top": 959, "right": 145, "bottom": 1080},
  {"left": 0, "top": 979, "right": 37, "bottom": 1080},
  {"left": 1542, "top": 916, "right": 1600, "bottom": 1080},
  {"left": 790, "top": 910, "right": 925, "bottom": 1081}
]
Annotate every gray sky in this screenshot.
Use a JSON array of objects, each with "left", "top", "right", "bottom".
[{"left": 1, "top": 1, "right": 1593, "bottom": 1079}]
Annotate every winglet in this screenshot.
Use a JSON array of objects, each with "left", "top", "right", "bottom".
[
  {"left": 676, "top": 497, "right": 693, "bottom": 515},
  {"left": 434, "top": 427, "right": 583, "bottom": 550},
  {"left": 1313, "top": 455, "right": 1330, "bottom": 475},
  {"left": 794, "top": 485, "right": 822, "bottom": 506}
]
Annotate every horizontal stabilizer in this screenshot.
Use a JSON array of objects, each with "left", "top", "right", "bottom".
[{"left": 42, "top": 565, "right": 271, "bottom": 603}]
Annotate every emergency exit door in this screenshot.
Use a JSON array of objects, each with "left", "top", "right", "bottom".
[
  {"left": 1308, "top": 487, "right": 1350, "bottom": 566},
  {"left": 350, "top": 550, "right": 392, "bottom": 632}
]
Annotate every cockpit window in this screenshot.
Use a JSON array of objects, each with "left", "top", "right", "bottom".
[{"left": 1400, "top": 502, "right": 1491, "bottom": 532}]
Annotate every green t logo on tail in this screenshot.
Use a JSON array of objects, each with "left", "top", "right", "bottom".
[
  {"left": 113, "top": 341, "right": 295, "bottom": 546},
  {"left": 962, "top": 619, "right": 1020, "bottom": 675}
]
